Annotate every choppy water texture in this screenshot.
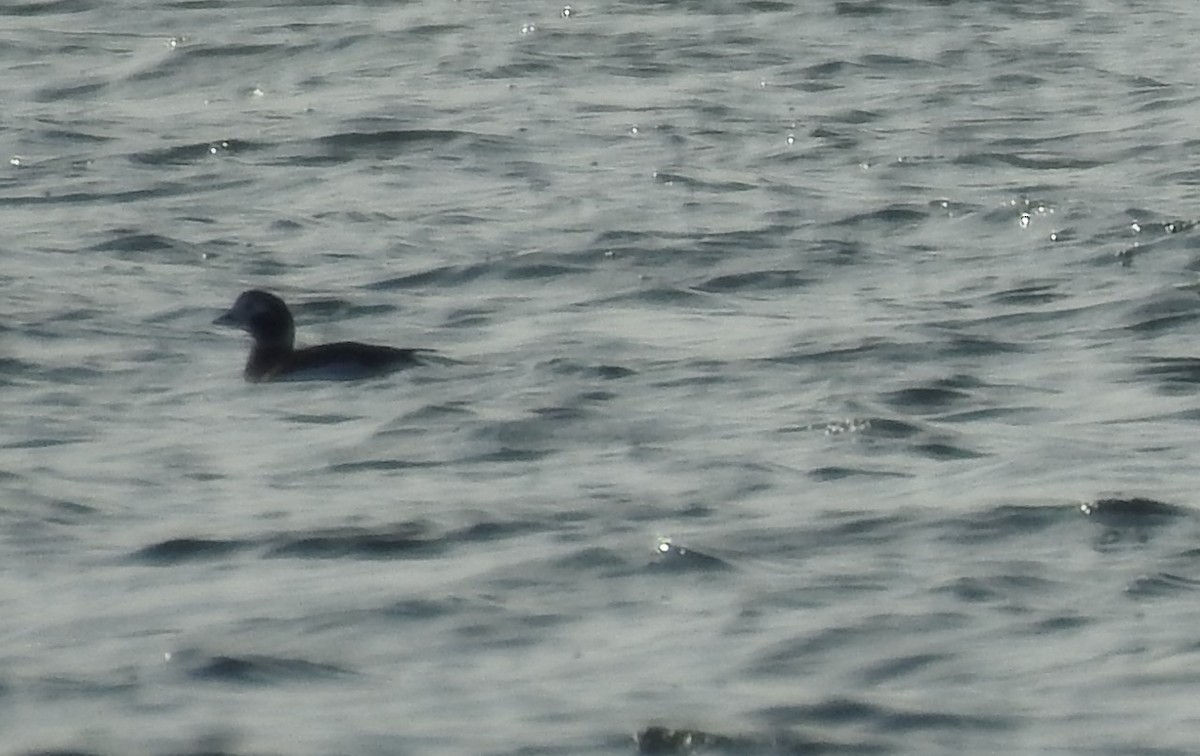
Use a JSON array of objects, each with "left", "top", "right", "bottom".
[{"left": 5, "top": 1, "right": 1200, "bottom": 754}]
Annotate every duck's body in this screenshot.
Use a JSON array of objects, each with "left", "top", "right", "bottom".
[{"left": 214, "top": 289, "right": 427, "bottom": 382}]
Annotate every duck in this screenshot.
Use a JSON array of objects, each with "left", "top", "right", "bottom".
[{"left": 214, "top": 289, "right": 429, "bottom": 382}]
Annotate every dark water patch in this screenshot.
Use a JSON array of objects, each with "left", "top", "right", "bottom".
[
  {"left": 596, "top": 364, "right": 635, "bottom": 380},
  {"left": 492, "top": 55, "right": 586, "bottom": 81},
  {"left": 502, "top": 261, "right": 589, "bottom": 281},
  {"left": 825, "top": 412, "right": 969, "bottom": 458},
  {"left": 879, "top": 708, "right": 1011, "bottom": 733},
  {"left": 990, "top": 70, "right": 1047, "bottom": 87},
  {"left": 543, "top": 358, "right": 636, "bottom": 380},
  {"left": 954, "top": 152, "right": 1103, "bottom": 170},
  {"left": 426, "top": 210, "right": 503, "bottom": 227},
  {"left": 314, "top": 129, "right": 475, "bottom": 161},
  {"left": 380, "top": 596, "right": 471, "bottom": 623},
  {"left": 366, "top": 262, "right": 492, "bottom": 290},
  {"left": 936, "top": 334, "right": 1027, "bottom": 357},
  {"left": 184, "top": 653, "right": 352, "bottom": 685},
  {"left": 436, "top": 306, "right": 494, "bottom": 330},
  {"left": 592, "top": 285, "right": 707, "bottom": 307},
  {"left": 12, "top": 496, "right": 97, "bottom": 527},
  {"left": 801, "top": 59, "right": 851, "bottom": 79},
  {"left": 44, "top": 307, "right": 102, "bottom": 324},
  {"left": 269, "top": 217, "right": 304, "bottom": 232},
  {"left": 134, "top": 537, "right": 249, "bottom": 565},
  {"left": 24, "top": 673, "right": 136, "bottom": 700},
  {"left": 34, "top": 80, "right": 107, "bottom": 103},
  {"left": 990, "top": 133, "right": 1091, "bottom": 152},
  {"left": 758, "top": 698, "right": 878, "bottom": 727},
  {"left": 325, "top": 458, "right": 445, "bottom": 473},
  {"left": 87, "top": 230, "right": 204, "bottom": 261},
  {"left": 531, "top": 404, "right": 588, "bottom": 422},
  {"left": 1079, "top": 497, "right": 1188, "bottom": 529},
  {"left": 30, "top": 731, "right": 260, "bottom": 756},
  {"left": 1171, "top": 546, "right": 1200, "bottom": 562},
  {"left": 652, "top": 171, "right": 757, "bottom": 192},
  {"left": 857, "top": 652, "right": 950, "bottom": 685},
  {"left": 936, "top": 504, "right": 1072, "bottom": 545},
  {"left": 647, "top": 540, "right": 732, "bottom": 573},
  {"left": 694, "top": 269, "right": 812, "bottom": 294},
  {"left": 831, "top": 204, "right": 928, "bottom": 228},
  {"left": 634, "top": 724, "right": 884, "bottom": 755},
  {"left": 749, "top": 612, "right": 968, "bottom": 677},
  {"left": 406, "top": 22, "right": 470, "bottom": 37},
  {"left": 129, "top": 139, "right": 261, "bottom": 166},
  {"left": 937, "top": 405, "right": 1041, "bottom": 424},
  {"left": 1045, "top": 226, "right": 1077, "bottom": 243},
  {"left": 1, "top": 0, "right": 97, "bottom": 14},
  {"left": 454, "top": 607, "right": 570, "bottom": 648},
  {"left": 795, "top": 511, "right": 915, "bottom": 551},
  {"left": 386, "top": 402, "right": 475, "bottom": 426},
  {"left": 264, "top": 523, "right": 443, "bottom": 560},
  {"left": 911, "top": 441, "right": 984, "bottom": 461},
  {"left": 789, "top": 415, "right": 872, "bottom": 437},
  {"left": 827, "top": 107, "right": 883, "bottom": 125},
  {"left": 834, "top": 1, "right": 892, "bottom": 18},
  {"left": 130, "top": 39, "right": 320, "bottom": 84},
  {"left": 2, "top": 181, "right": 237, "bottom": 206},
  {"left": 1091, "top": 529, "right": 1159, "bottom": 550},
  {"left": 552, "top": 546, "right": 628, "bottom": 571},
  {"left": 282, "top": 412, "right": 360, "bottom": 425},
  {"left": 759, "top": 696, "right": 1011, "bottom": 735},
  {"left": 1024, "top": 613, "right": 1091, "bottom": 634},
  {"left": 0, "top": 347, "right": 26, "bottom": 376},
  {"left": 466, "top": 446, "right": 553, "bottom": 463},
  {"left": 927, "top": 197, "right": 981, "bottom": 216},
  {"left": 855, "top": 417, "right": 921, "bottom": 439},
  {"left": 743, "top": 0, "right": 792, "bottom": 11},
  {"left": 468, "top": 416, "right": 564, "bottom": 460},
  {"left": 772, "top": 338, "right": 924, "bottom": 367},
  {"left": 880, "top": 385, "right": 971, "bottom": 413},
  {"left": 1112, "top": 237, "right": 1199, "bottom": 270},
  {"left": 180, "top": 42, "right": 291, "bottom": 60},
  {"left": 1125, "top": 310, "right": 1200, "bottom": 337},
  {"left": 1143, "top": 218, "right": 1198, "bottom": 237},
  {"left": 1133, "top": 357, "right": 1200, "bottom": 394},
  {"left": 935, "top": 573, "right": 1061, "bottom": 605},
  {"left": 2, "top": 436, "right": 86, "bottom": 450},
  {"left": 310, "top": 208, "right": 401, "bottom": 226},
  {"left": 183, "top": 470, "right": 225, "bottom": 483},
  {"left": 591, "top": 230, "right": 737, "bottom": 268},
  {"left": 292, "top": 297, "right": 394, "bottom": 321},
  {"left": 808, "top": 466, "right": 911, "bottom": 482},
  {"left": 988, "top": 282, "right": 1067, "bottom": 306},
  {"left": 649, "top": 366, "right": 730, "bottom": 389},
  {"left": 448, "top": 518, "right": 549, "bottom": 544},
  {"left": 802, "top": 238, "right": 865, "bottom": 265},
  {"left": 19, "top": 750, "right": 254, "bottom": 756}
]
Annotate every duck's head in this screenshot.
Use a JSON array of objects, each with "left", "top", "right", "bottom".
[{"left": 214, "top": 289, "right": 295, "bottom": 350}]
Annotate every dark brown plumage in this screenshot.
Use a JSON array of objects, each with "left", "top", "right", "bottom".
[{"left": 214, "top": 290, "right": 427, "bottom": 382}]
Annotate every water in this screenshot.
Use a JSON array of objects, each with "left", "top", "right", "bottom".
[{"left": 5, "top": 0, "right": 1200, "bottom": 753}]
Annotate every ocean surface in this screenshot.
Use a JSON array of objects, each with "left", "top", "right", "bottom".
[{"left": 5, "top": 0, "right": 1200, "bottom": 753}]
